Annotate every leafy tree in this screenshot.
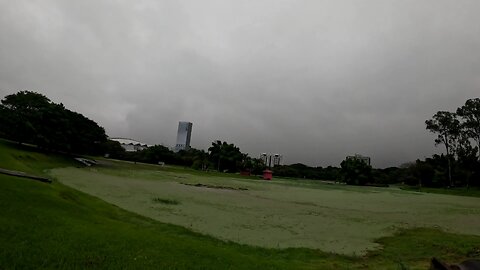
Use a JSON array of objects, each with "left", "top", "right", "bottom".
[
  {"left": 208, "top": 140, "right": 243, "bottom": 172},
  {"left": 455, "top": 133, "right": 480, "bottom": 188},
  {"left": 208, "top": 140, "right": 223, "bottom": 171},
  {"left": 457, "top": 98, "right": 480, "bottom": 160},
  {"left": 139, "top": 145, "right": 177, "bottom": 164},
  {"left": 340, "top": 157, "right": 372, "bottom": 185},
  {"left": 102, "top": 139, "right": 126, "bottom": 158},
  {"left": 236, "top": 155, "right": 265, "bottom": 175},
  {"left": 238, "top": 154, "right": 252, "bottom": 172},
  {"left": 0, "top": 91, "right": 107, "bottom": 154},
  {"left": 0, "top": 91, "right": 51, "bottom": 144},
  {"left": 250, "top": 158, "right": 266, "bottom": 175},
  {"left": 425, "top": 111, "right": 461, "bottom": 186},
  {"left": 191, "top": 149, "right": 210, "bottom": 171},
  {"left": 404, "top": 160, "right": 435, "bottom": 187},
  {"left": 178, "top": 148, "right": 210, "bottom": 170}
]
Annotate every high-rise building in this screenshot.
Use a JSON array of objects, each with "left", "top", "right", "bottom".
[
  {"left": 272, "top": 154, "right": 282, "bottom": 166},
  {"left": 260, "top": 153, "right": 268, "bottom": 165},
  {"left": 175, "top": 121, "right": 193, "bottom": 152},
  {"left": 260, "top": 153, "right": 283, "bottom": 167}
]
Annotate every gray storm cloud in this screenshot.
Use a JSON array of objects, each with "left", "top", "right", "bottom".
[{"left": 1, "top": 0, "right": 479, "bottom": 167}]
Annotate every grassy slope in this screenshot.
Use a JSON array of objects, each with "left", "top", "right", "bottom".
[
  {"left": 1, "top": 140, "right": 479, "bottom": 269},
  {"left": 0, "top": 140, "right": 75, "bottom": 177}
]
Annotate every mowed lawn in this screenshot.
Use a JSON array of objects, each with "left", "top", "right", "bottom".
[{"left": 52, "top": 164, "right": 480, "bottom": 256}]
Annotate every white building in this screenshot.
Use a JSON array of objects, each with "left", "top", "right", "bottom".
[
  {"left": 175, "top": 121, "right": 193, "bottom": 152},
  {"left": 260, "top": 153, "right": 283, "bottom": 167},
  {"left": 272, "top": 154, "right": 283, "bottom": 166},
  {"left": 110, "top": 138, "right": 149, "bottom": 152}
]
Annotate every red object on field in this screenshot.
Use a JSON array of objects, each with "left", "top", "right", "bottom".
[
  {"left": 240, "top": 170, "right": 251, "bottom": 176},
  {"left": 263, "top": 170, "right": 272, "bottom": 180}
]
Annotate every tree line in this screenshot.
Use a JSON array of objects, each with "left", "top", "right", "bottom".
[
  {"left": 272, "top": 161, "right": 405, "bottom": 187},
  {"left": 104, "top": 139, "right": 266, "bottom": 174},
  {"left": 335, "top": 97, "right": 480, "bottom": 187},
  {"left": 1, "top": 90, "right": 478, "bottom": 187},
  {"left": 272, "top": 98, "right": 480, "bottom": 187}
]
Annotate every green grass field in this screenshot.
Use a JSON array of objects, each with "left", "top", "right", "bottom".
[
  {"left": 1, "top": 140, "right": 480, "bottom": 269},
  {"left": 51, "top": 164, "right": 480, "bottom": 256}
]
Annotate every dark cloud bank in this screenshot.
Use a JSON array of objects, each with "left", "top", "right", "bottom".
[{"left": 1, "top": 0, "right": 479, "bottom": 167}]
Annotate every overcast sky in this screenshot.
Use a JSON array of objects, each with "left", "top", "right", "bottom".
[{"left": 1, "top": 1, "right": 479, "bottom": 167}]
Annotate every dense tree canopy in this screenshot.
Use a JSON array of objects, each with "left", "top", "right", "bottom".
[
  {"left": 104, "top": 139, "right": 263, "bottom": 174},
  {"left": 240, "top": 157, "right": 266, "bottom": 175},
  {"left": 340, "top": 157, "right": 372, "bottom": 186},
  {"left": 208, "top": 140, "right": 244, "bottom": 172},
  {"left": 0, "top": 91, "right": 107, "bottom": 154}
]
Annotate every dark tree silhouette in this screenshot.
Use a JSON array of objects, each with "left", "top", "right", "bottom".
[
  {"left": 425, "top": 111, "right": 460, "bottom": 186},
  {"left": 0, "top": 91, "right": 107, "bottom": 154}
]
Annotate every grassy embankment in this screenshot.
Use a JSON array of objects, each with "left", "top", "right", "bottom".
[{"left": 1, "top": 140, "right": 479, "bottom": 269}]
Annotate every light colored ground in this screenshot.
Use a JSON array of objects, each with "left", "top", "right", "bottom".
[{"left": 51, "top": 167, "right": 480, "bottom": 255}]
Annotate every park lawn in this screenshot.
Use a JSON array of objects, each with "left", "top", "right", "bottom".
[
  {"left": 1, "top": 140, "right": 480, "bottom": 269},
  {"left": 52, "top": 165, "right": 480, "bottom": 256},
  {"left": 2, "top": 173, "right": 350, "bottom": 269}
]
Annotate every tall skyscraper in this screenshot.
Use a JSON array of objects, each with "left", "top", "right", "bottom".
[{"left": 175, "top": 121, "right": 193, "bottom": 152}]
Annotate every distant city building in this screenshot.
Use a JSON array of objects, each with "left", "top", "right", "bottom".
[
  {"left": 272, "top": 154, "right": 283, "bottom": 166},
  {"left": 346, "top": 154, "right": 371, "bottom": 166},
  {"left": 260, "top": 153, "right": 283, "bottom": 167},
  {"left": 110, "top": 138, "right": 149, "bottom": 152},
  {"left": 175, "top": 121, "right": 193, "bottom": 152},
  {"left": 260, "top": 153, "right": 268, "bottom": 165}
]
